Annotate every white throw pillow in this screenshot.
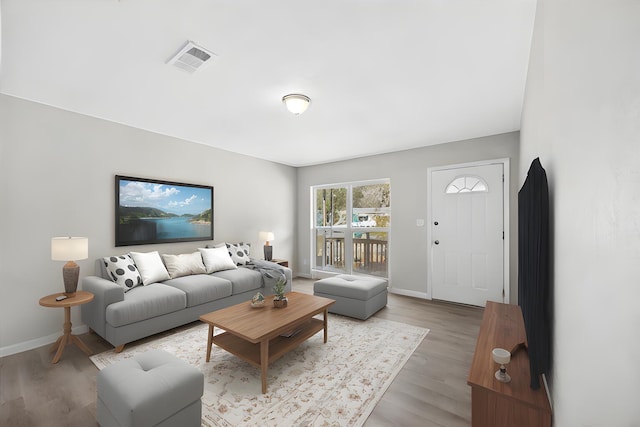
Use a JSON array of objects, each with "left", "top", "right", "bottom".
[
  {"left": 226, "top": 242, "right": 251, "bottom": 265},
  {"left": 129, "top": 251, "right": 171, "bottom": 285},
  {"left": 161, "top": 252, "right": 207, "bottom": 279},
  {"left": 199, "top": 247, "right": 237, "bottom": 273},
  {"left": 102, "top": 254, "right": 143, "bottom": 292}
]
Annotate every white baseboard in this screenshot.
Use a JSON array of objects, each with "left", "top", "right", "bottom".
[
  {"left": 0, "top": 325, "right": 89, "bottom": 358},
  {"left": 388, "top": 287, "right": 429, "bottom": 300},
  {"left": 0, "top": 286, "right": 426, "bottom": 358}
]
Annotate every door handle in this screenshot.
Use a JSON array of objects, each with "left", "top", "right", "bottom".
[{"left": 434, "top": 240, "right": 440, "bottom": 245}]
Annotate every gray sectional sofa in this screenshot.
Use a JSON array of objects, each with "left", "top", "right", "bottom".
[{"left": 81, "top": 257, "right": 291, "bottom": 352}]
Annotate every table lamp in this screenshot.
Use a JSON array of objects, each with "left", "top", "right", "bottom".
[
  {"left": 51, "top": 237, "right": 88, "bottom": 297},
  {"left": 492, "top": 348, "right": 512, "bottom": 383},
  {"left": 259, "top": 231, "right": 274, "bottom": 261}
]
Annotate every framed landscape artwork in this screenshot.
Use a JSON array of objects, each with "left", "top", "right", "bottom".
[{"left": 115, "top": 175, "right": 214, "bottom": 246}]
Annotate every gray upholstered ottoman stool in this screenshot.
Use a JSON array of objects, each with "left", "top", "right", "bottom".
[
  {"left": 314, "top": 274, "right": 388, "bottom": 320},
  {"left": 97, "top": 349, "right": 204, "bottom": 427}
]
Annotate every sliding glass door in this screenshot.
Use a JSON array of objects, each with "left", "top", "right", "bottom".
[{"left": 313, "top": 180, "right": 390, "bottom": 278}]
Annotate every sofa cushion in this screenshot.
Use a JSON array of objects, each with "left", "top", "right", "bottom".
[
  {"left": 162, "top": 274, "right": 233, "bottom": 307},
  {"left": 105, "top": 283, "right": 187, "bottom": 327},
  {"left": 211, "top": 267, "right": 263, "bottom": 294},
  {"left": 198, "top": 247, "right": 237, "bottom": 273},
  {"left": 225, "top": 242, "right": 251, "bottom": 266},
  {"left": 161, "top": 252, "right": 206, "bottom": 279},
  {"left": 102, "top": 255, "right": 143, "bottom": 292},
  {"left": 130, "top": 251, "right": 170, "bottom": 285}
]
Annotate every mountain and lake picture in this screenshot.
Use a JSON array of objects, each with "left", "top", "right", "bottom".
[{"left": 115, "top": 176, "right": 213, "bottom": 246}]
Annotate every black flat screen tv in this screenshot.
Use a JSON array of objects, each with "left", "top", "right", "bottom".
[
  {"left": 115, "top": 175, "right": 213, "bottom": 247},
  {"left": 518, "top": 158, "right": 552, "bottom": 390}
]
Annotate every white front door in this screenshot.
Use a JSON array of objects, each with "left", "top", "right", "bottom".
[{"left": 430, "top": 163, "right": 505, "bottom": 307}]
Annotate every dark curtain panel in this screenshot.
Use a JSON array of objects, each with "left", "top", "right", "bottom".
[{"left": 518, "top": 157, "right": 550, "bottom": 390}]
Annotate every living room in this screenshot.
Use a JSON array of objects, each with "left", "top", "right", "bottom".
[{"left": 2, "top": 1, "right": 640, "bottom": 426}]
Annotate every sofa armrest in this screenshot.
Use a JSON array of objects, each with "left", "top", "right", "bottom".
[
  {"left": 81, "top": 276, "right": 125, "bottom": 338},
  {"left": 279, "top": 266, "right": 293, "bottom": 293},
  {"left": 250, "top": 259, "right": 293, "bottom": 293}
]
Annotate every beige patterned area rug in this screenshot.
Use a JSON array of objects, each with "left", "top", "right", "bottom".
[{"left": 91, "top": 314, "right": 429, "bottom": 427}]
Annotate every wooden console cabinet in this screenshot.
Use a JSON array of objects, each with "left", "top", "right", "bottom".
[{"left": 468, "top": 301, "right": 551, "bottom": 426}]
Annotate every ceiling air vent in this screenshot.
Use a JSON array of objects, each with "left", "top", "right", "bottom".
[{"left": 167, "top": 41, "right": 216, "bottom": 73}]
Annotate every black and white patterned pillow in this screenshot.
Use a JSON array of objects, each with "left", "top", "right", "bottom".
[
  {"left": 226, "top": 242, "right": 251, "bottom": 265},
  {"left": 103, "top": 254, "right": 143, "bottom": 292}
]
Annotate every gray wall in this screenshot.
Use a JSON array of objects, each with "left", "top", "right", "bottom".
[
  {"left": 0, "top": 94, "right": 296, "bottom": 355},
  {"left": 520, "top": 0, "right": 640, "bottom": 424},
  {"left": 296, "top": 132, "right": 519, "bottom": 299}
]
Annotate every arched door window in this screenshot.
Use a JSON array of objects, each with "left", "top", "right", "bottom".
[{"left": 445, "top": 175, "right": 489, "bottom": 194}]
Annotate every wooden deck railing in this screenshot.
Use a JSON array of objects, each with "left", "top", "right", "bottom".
[
  {"left": 323, "top": 237, "right": 387, "bottom": 275},
  {"left": 353, "top": 238, "right": 387, "bottom": 272},
  {"left": 324, "top": 238, "right": 345, "bottom": 268}
]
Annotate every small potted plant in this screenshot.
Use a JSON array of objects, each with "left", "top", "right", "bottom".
[{"left": 272, "top": 277, "right": 288, "bottom": 308}]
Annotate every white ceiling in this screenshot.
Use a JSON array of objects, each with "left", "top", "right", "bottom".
[{"left": 0, "top": 0, "right": 537, "bottom": 167}]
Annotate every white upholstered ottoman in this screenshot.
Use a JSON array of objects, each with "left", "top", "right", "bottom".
[
  {"left": 97, "top": 349, "right": 203, "bottom": 427},
  {"left": 313, "top": 274, "right": 388, "bottom": 320}
]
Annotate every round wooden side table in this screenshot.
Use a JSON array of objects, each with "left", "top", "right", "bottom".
[{"left": 39, "top": 290, "right": 94, "bottom": 364}]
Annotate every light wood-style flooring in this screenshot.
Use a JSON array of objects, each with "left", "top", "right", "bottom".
[{"left": 0, "top": 277, "right": 483, "bottom": 427}]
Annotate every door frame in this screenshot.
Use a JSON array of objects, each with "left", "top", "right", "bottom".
[{"left": 426, "top": 158, "right": 510, "bottom": 303}]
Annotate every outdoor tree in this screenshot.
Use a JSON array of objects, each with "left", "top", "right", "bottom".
[
  {"left": 353, "top": 184, "right": 390, "bottom": 208},
  {"left": 316, "top": 187, "right": 347, "bottom": 226}
]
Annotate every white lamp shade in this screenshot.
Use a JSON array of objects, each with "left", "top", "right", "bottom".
[
  {"left": 259, "top": 231, "right": 275, "bottom": 242},
  {"left": 282, "top": 94, "right": 310, "bottom": 115},
  {"left": 492, "top": 348, "right": 511, "bottom": 365},
  {"left": 51, "top": 237, "right": 89, "bottom": 261}
]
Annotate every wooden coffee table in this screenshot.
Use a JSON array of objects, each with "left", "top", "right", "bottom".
[{"left": 199, "top": 291, "right": 335, "bottom": 393}]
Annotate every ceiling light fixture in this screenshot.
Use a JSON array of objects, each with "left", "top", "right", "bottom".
[{"left": 282, "top": 94, "right": 310, "bottom": 115}]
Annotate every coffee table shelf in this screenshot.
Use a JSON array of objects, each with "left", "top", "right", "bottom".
[{"left": 213, "top": 318, "right": 323, "bottom": 367}]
